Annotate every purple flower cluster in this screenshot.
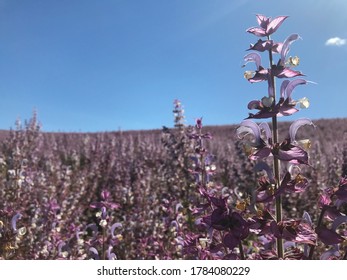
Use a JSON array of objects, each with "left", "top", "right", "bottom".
[
  {"left": 180, "top": 14, "right": 347, "bottom": 260},
  {"left": 237, "top": 14, "right": 347, "bottom": 259}
]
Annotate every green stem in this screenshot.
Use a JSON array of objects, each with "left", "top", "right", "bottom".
[
  {"left": 273, "top": 116, "right": 283, "bottom": 259},
  {"left": 268, "top": 37, "right": 283, "bottom": 259}
]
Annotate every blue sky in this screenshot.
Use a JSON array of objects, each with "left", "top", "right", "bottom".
[{"left": 0, "top": 0, "right": 346, "bottom": 132}]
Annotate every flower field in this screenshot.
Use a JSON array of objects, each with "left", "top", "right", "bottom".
[{"left": 0, "top": 111, "right": 346, "bottom": 259}]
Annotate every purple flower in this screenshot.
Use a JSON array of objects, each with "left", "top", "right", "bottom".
[
  {"left": 236, "top": 120, "right": 271, "bottom": 161},
  {"left": 318, "top": 192, "right": 332, "bottom": 208},
  {"left": 183, "top": 233, "right": 200, "bottom": 255},
  {"left": 247, "top": 39, "right": 282, "bottom": 53},
  {"left": 271, "top": 60, "right": 303, "bottom": 80},
  {"left": 90, "top": 190, "right": 120, "bottom": 210},
  {"left": 275, "top": 118, "right": 314, "bottom": 164},
  {"left": 89, "top": 247, "right": 100, "bottom": 260},
  {"left": 107, "top": 246, "right": 117, "bottom": 260},
  {"left": 279, "top": 171, "right": 309, "bottom": 194},
  {"left": 209, "top": 209, "right": 249, "bottom": 244},
  {"left": 246, "top": 14, "right": 288, "bottom": 37},
  {"left": 247, "top": 79, "right": 309, "bottom": 119},
  {"left": 101, "top": 190, "right": 110, "bottom": 201},
  {"left": 254, "top": 163, "right": 309, "bottom": 203},
  {"left": 237, "top": 118, "right": 314, "bottom": 165},
  {"left": 253, "top": 163, "right": 276, "bottom": 202},
  {"left": 57, "top": 240, "right": 66, "bottom": 252},
  {"left": 279, "top": 34, "right": 301, "bottom": 66},
  {"left": 277, "top": 79, "right": 309, "bottom": 116},
  {"left": 256, "top": 176, "right": 275, "bottom": 203},
  {"left": 85, "top": 223, "right": 99, "bottom": 238},
  {"left": 195, "top": 117, "right": 203, "bottom": 129},
  {"left": 270, "top": 219, "right": 316, "bottom": 245},
  {"left": 244, "top": 19, "right": 305, "bottom": 88},
  {"left": 274, "top": 139, "right": 309, "bottom": 165},
  {"left": 110, "top": 222, "right": 122, "bottom": 239},
  {"left": 188, "top": 119, "right": 212, "bottom": 141},
  {"left": 11, "top": 213, "right": 22, "bottom": 233}
]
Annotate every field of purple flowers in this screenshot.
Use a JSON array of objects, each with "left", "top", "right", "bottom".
[
  {"left": 0, "top": 110, "right": 346, "bottom": 260},
  {"left": 1, "top": 15, "right": 347, "bottom": 260}
]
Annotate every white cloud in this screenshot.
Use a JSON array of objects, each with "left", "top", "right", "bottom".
[{"left": 325, "top": 37, "right": 347, "bottom": 46}]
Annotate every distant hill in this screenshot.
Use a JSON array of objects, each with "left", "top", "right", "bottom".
[
  {"left": 0, "top": 118, "right": 346, "bottom": 149},
  {"left": 1, "top": 117, "right": 346, "bottom": 133}
]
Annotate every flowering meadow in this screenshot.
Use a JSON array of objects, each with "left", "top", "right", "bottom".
[{"left": 1, "top": 15, "right": 347, "bottom": 260}]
